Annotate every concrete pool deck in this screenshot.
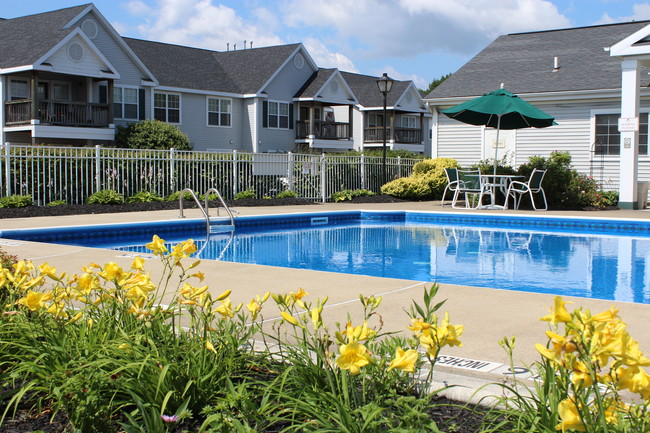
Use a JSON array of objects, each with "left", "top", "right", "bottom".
[{"left": 2, "top": 201, "right": 650, "bottom": 396}]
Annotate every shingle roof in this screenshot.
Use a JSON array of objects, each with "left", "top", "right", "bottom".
[
  {"left": 294, "top": 68, "right": 337, "bottom": 98},
  {"left": 340, "top": 71, "right": 410, "bottom": 107},
  {"left": 427, "top": 21, "right": 650, "bottom": 100},
  {"left": 125, "top": 38, "right": 300, "bottom": 94},
  {"left": 0, "top": 4, "right": 90, "bottom": 68}
]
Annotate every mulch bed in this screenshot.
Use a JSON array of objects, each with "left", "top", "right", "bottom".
[{"left": 0, "top": 195, "right": 409, "bottom": 220}]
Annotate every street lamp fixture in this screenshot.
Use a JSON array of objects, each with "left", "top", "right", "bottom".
[{"left": 376, "top": 73, "right": 394, "bottom": 186}]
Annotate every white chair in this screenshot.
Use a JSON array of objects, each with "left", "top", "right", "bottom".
[
  {"left": 505, "top": 169, "right": 548, "bottom": 211},
  {"left": 452, "top": 169, "right": 482, "bottom": 209},
  {"left": 440, "top": 168, "right": 459, "bottom": 206}
]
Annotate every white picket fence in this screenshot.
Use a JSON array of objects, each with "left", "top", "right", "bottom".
[{"left": 0, "top": 144, "right": 418, "bottom": 205}]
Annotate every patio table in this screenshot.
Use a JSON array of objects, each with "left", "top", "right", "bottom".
[{"left": 478, "top": 174, "right": 523, "bottom": 209}]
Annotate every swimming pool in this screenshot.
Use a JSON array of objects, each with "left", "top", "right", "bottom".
[{"left": 2, "top": 211, "right": 650, "bottom": 304}]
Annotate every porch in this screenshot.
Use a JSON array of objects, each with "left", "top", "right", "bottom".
[
  {"left": 296, "top": 120, "right": 351, "bottom": 140},
  {"left": 5, "top": 99, "right": 110, "bottom": 128},
  {"left": 364, "top": 126, "right": 422, "bottom": 144}
]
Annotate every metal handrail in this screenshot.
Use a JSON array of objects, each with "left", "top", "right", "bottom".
[
  {"left": 204, "top": 187, "right": 237, "bottom": 226},
  {"left": 178, "top": 188, "right": 211, "bottom": 232}
]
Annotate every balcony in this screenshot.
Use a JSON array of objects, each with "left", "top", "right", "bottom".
[
  {"left": 5, "top": 99, "right": 110, "bottom": 128},
  {"left": 296, "top": 120, "right": 350, "bottom": 140},
  {"left": 364, "top": 127, "right": 422, "bottom": 144}
]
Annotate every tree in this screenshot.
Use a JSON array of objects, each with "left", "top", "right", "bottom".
[
  {"left": 419, "top": 73, "right": 452, "bottom": 97},
  {"left": 115, "top": 119, "right": 191, "bottom": 150}
]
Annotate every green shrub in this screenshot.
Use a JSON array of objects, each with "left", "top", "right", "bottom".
[
  {"left": 0, "top": 247, "right": 17, "bottom": 270},
  {"left": 115, "top": 119, "right": 191, "bottom": 150},
  {"left": 46, "top": 200, "right": 66, "bottom": 206},
  {"left": 165, "top": 191, "right": 198, "bottom": 202},
  {"left": 0, "top": 194, "right": 32, "bottom": 208},
  {"left": 127, "top": 191, "right": 164, "bottom": 203},
  {"left": 331, "top": 189, "right": 375, "bottom": 202},
  {"left": 234, "top": 189, "right": 256, "bottom": 200},
  {"left": 86, "top": 189, "right": 124, "bottom": 205},
  {"left": 276, "top": 190, "right": 298, "bottom": 199},
  {"left": 381, "top": 158, "right": 458, "bottom": 200}
]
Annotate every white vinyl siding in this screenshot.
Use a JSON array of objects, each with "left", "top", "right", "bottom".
[
  {"left": 154, "top": 92, "right": 180, "bottom": 124},
  {"left": 207, "top": 97, "right": 231, "bottom": 127}
]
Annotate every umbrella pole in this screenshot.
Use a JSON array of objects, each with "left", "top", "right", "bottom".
[{"left": 493, "top": 115, "right": 501, "bottom": 176}]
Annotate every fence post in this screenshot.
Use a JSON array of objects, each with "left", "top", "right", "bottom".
[
  {"left": 94, "top": 145, "right": 101, "bottom": 193},
  {"left": 320, "top": 153, "right": 326, "bottom": 203},
  {"left": 360, "top": 154, "right": 365, "bottom": 190},
  {"left": 2, "top": 143, "right": 9, "bottom": 197},
  {"left": 397, "top": 156, "right": 401, "bottom": 180},
  {"left": 232, "top": 150, "right": 238, "bottom": 197},
  {"left": 287, "top": 151, "right": 294, "bottom": 191},
  {"left": 169, "top": 148, "right": 176, "bottom": 193}
]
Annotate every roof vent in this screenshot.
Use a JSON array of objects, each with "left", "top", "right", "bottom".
[{"left": 553, "top": 56, "right": 560, "bottom": 72}]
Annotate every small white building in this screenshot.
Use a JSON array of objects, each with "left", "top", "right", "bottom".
[{"left": 425, "top": 20, "right": 650, "bottom": 209}]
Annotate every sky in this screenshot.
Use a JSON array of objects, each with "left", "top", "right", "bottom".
[{"left": 3, "top": 1, "right": 650, "bottom": 89}]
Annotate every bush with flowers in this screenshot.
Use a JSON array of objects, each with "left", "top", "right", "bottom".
[
  {"left": 0, "top": 236, "right": 475, "bottom": 432},
  {"left": 484, "top": 296, "right": 650, "bottom": 433}
]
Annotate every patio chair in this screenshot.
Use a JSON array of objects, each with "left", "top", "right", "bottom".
[
  {"left": 440, "top": 168, "right": 459, "bottom": 206},
  {"left": 452, "top": 169, "right": 482, "bottom": 209},
  {"left": 504, "top": 169, "right": 548, "bottom": 211}
]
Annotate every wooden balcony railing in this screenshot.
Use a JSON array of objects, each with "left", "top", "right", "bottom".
[
  {"left": 296, "top": 120, "right": 350, "bottom": 140},
  {"left": 5, "top": 99, "right": 110, "bottom": 127},
  {"left": 364, "top": 127, "right": 422, "bottom": 144}
]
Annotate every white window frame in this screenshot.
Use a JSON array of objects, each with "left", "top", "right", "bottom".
[
  {"left": 114, "top": 86, "right": 139, "bottom": 120},
  {"left": 400, "top": 116, "right": 417, "bottom": 129},
  {"left": 590, "top": 109, "right": 650, "bottom": 157},
  {"left": 367, "top": 113, "right": 384, "bottom": 127},
  {"left": 154, "top": 92, "right": 181, "bottom": 124},
  {"left": 268, "top": 100, "right": 290, "bottom": 129},
  {"left": 206, "top": 96, "right": 232, "bottom": 127}
]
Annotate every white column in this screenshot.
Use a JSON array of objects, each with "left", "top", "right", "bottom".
[
  {"left": 0, "top": 76, "right": 5, "bottom": 146},
  {"left": 619, "top": 59, "right": 641, "bottom": 209}
]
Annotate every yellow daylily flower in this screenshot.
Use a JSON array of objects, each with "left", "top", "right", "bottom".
[
  {"left": 589, "top": 305, "right": 619, "bottom": 323},
  {"left": 99, "top": 262, "right": 125, "bottom": 282},
  {"left": 387, "top": 348, "right": 419, "bottom": 373},
  {"left": 541, "top": 296, "right": 572, "bottom": 325},
  {"left": 215, "top": 289, "right": 232, "bottom": 301},
  {"left": 206, "top": 340, "right": 217, "bottom": 354},
  {"left": 336, "top": 341, "right": 371, "bottom": 375},
  {"left": 570, "top": 360, "right": 593, "bottom": 388},
  {"left": 280, "top": 311, "right": 300, "bottom": 326},
  {"left": 556, "top": 398, "right": 586, "bottom": 432},
  {"left": 292, "top": 288, "right": 309, "bottom": 301},
  {"left": 214, "top": 298, "right": 234, "bottom": 318},
  {"left": 131, "top": 257, "right": 146, "bottom": 272},
  {"left": 17, "top": 290, "right": 53, "bottom": 311},
  {"left": 145, "top": 235, "right": 168, "bottom": 255},
  {"left": 246, "top": 299, "right": 261, "bottom": 319},
  {"left": 344, "top": 321, "right": 375, "bottom": 342}
]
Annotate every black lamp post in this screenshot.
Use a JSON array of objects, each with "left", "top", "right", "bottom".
[{"left": 376, "top": 73, "right": 394, "bottom": 186}]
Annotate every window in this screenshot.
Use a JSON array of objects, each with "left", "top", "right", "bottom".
[
  {"left": 114, "top": 87, "right": 139, "bottom": 120},
  {"left": 400, "top": 116, "right": 416, "bottom": 129},
  {"left": 154, "top": 92, "right": 180, "bottom": 123},
  {"left": 207, "top": 97, "right": 231, "bottom": 126},
  {"left": 268, "top": 101, "right": 289, "bottom": 129},
  {"left": 52, "top": 83, "right": 70, "bottom": 101},
  {"left": 595, "top": 113, "right": 649, "bottom": 155},
  {"left": 367, "top": 113, "right": 384, "bottom": 127},
  {"left": 10, "top": 79, "right": 29, "bottom": 100}
]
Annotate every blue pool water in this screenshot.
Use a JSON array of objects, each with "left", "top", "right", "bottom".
[{"left": 3, "top": 211, "right": 650, "bottom": 304}]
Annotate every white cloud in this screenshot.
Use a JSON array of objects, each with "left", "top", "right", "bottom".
[
  {"left": 302, "top": 38, "right": 358, "bottom": 72},
  {"left": 130, "top": 0, "right": 282, "bottom": 51},
  {"left": 281, "top": 0, "right": 570, "bottom": 58},
  {"left": 596, "top": 2, "right": 650, "bottom": 24},
  {"left": 380, "top": 66, "right": 428, "bottom": 90}
]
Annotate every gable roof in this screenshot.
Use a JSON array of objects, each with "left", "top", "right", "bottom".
[
  {"left": 340, "top": 71, "right": 413, "bottom": 108},
  {"left": 427, "top": 21, "right": 650, "bottom": 100},
  {"left": 125, "top": 38, "right": 301, "bottom": 95},
  {"left": 295, "top": 68, "right": 338, "bottom": 98},
  {"left": 0, "top": 4, "right": 91, "bottom": 69}
]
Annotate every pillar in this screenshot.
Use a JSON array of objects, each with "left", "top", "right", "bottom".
[{"left": 619, "top": 59, "right": 641, "bottom": 209}]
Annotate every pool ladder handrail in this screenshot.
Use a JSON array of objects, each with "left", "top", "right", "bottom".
[{"left": 178, "top": 188, "right": 237, "bottom": 231}]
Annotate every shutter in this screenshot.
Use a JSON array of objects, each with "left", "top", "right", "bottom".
[
  {"left": 289, "top": 103, "right": 294, "bottom": 129},
  {"left": 99, "top": 85, "right": 107, "bottom": 104},
  {"left": 139, "top": 89, "right": 145, "bottom": 120},
  {"left": 262, "top": 101, "right": 268, "bottom": 128}
]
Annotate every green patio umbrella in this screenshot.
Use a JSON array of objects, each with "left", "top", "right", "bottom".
[{"left": 441, "top": 88, "right": 556, "bottom": 175}]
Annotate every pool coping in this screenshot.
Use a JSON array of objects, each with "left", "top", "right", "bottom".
[{"left": 2, "top": 201, "right": 650, "bottom": 395}]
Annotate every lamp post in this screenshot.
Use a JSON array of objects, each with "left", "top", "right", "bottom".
[{"left": 376, "top": 73, "right": 394, "bottom": 186}]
